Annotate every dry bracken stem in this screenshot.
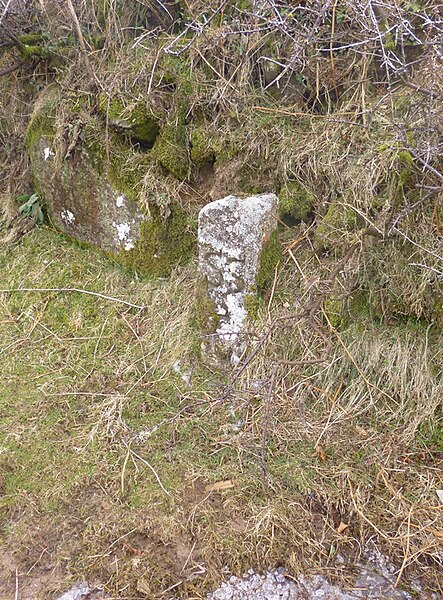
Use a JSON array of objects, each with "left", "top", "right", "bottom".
[{"left": 65, "top": 0, "right": 97, "bottom": 85}]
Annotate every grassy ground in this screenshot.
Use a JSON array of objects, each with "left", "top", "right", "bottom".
[{"left": 0, "top": 225, "right": 442, "bottom": 599}]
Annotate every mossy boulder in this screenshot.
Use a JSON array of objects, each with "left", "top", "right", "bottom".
[
  {"left": 28, "top": 138, "right": 146, "bottom": 255},
  {"left": 190, "top": 124, "right": 216, "bottom": 164},
  {"left": 26, "top": 88, "right": 143, "bottom": 254},
  {"left": 26, "top": 87, "right": 197, "bottom": 277},
  {"left": 98, "top": 94, "right": 159, "bottom": 147},
  {"left": 152, "top": 111, "right": 190, "bottom": 180},
  {"left": 120, "top": 205, "right": 197, "bottom": 278},
  {"left": 315, "top": 198, "right": 358, "bottom": 251},
  {"left": 279, "top": 181, "right": 315, "bottom": 223}
]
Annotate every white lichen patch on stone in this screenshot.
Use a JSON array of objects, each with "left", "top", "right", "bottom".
[
  {"left": 198, "top": 193, "right": 278, "bottom": 366},
  {"left": 112, "top": 221, "right": 135, "bottom": 251},
  {"left": 43, "top": 147, "right": 54, "bottom": 161},
  {"left": 115, "top": 195, "right": 125, "bottom": 208},
  {"left": 60, "top": 209, "right": 75, "bottom": 225}
]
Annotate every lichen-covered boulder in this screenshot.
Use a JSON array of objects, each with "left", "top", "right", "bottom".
[
  {"left": 26, "top": 89, "right": 146, "bottom": 255},
  {"left": 198, "top": 193, "right": 279, "bottom": 367},
  {"left": 31, "top": 135, "right": 146, "bottom": 252}
]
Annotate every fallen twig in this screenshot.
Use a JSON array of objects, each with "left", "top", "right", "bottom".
[
  {"left": 0, "top": 287, "right": 146, "bottom": 310},
  {"left": 122, "top": 440, "right": 171, "bottom": 497}
]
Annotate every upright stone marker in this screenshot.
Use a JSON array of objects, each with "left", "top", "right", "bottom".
[{"left": 198, "top": 193, "right": 279, "bottom": 367}]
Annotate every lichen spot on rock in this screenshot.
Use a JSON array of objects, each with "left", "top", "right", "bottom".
[
  {"left": 61, "top": 209, "right": 75, "bottom": 225},
  {"left": 112, "top": 221, "right": 135, "bottom": 251},
  {"left": 43, "top": 147, "right": 54, "bottom": 161},
  {"left": 198, "top": 193, "right": 279, "bottom": 367}
]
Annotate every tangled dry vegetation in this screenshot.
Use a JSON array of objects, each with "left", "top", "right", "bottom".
[{"left": 0, "top": 0, "right": 442, "bottom": 598}]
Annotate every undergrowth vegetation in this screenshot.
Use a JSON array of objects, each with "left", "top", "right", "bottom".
[
  {"left": 0, "top": 223, "right": 442, "bottom": 599},
  {"left": 0, "top": 0, "right": 442, "bottom": 598}
]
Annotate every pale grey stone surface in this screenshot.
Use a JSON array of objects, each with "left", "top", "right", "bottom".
[
  {"left": 56, "top": 551, "right": 435, "bottom": 600},
  {"left": 56, "top": 582, "right": 93, "bottom": 600},
  {"left": 56, "top": 582, "right": 109, "bottom": 600},
  {"left": 198, "top": 193, "right": 279, "bottom": 367},
  {"left": 207, "top": 566, "right": 416, "bottom": 600},
  {"left": 206, "top": 547, "right": 439, "bottom": 600}
]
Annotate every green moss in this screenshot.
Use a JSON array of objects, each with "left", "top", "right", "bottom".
[
  {"left": 18, "top": 32, "right": 58, "bottom": 63},
  {"left": 397, "top": 150, "right": 414, "bottom": 168},
  {"left": 25, "top": 87, "right": 58, "bottom": 150},
  {"left": 213, "top": 137, "right": 240, "bottom": 167},
  {"left": 107, "top": 137, "right": 154, "bottom": 201},
  {"left": 256, "top": 229, "right": 282, "bottom": 291},
  {"left": 384, "top": 34, "right": 396, "bottom": 51},
  {"left": 149, "top": 54, "right": 203, "bottom": 178},
  {"left": 279, "top": 181, "right": 315, "bottom": 222},
  {"left": 159, "top": 54, "right": 195, "bottom": 93},
  {"left": 193, "top": 277, "right": 220, "bottom": 336},
  {"left": 21, "top": 44, "right": 52, "bottom": 61},
  {"left": 98, "top": 94, "right": 159, "bottom": 147},
  {"left": 98, "top": 94, "right": 123, "bottom": 120},
  {"left": 395, "top": 149, "right": 416, "bottom": 192},
  {"left": 190, "top": 125, "right": 214, "bottom": 164},
  {"left": 120, "top": 205, "right": 197, "bottom": 277},
  {"left": 323, "top": 295, "right": 343, "bottom": 328},
  {"left": 152, "top": 112, "right": 190, "bottom": 180},
  {"left": 314, "top": 198, "right": 358, "bottom": 251},
  {"left": 18, "top": 33, "right": 47, "bottom": 45},
  {"left": 244, "top": 293, "right": 262, "bottom": 321}
]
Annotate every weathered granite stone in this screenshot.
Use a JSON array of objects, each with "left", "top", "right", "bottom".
[
  {"left": 30, "top": 134, "right": 145, "bottom": 253},
  {"left": 198, "top": 194, "right": 279, "bottom": 367}
]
